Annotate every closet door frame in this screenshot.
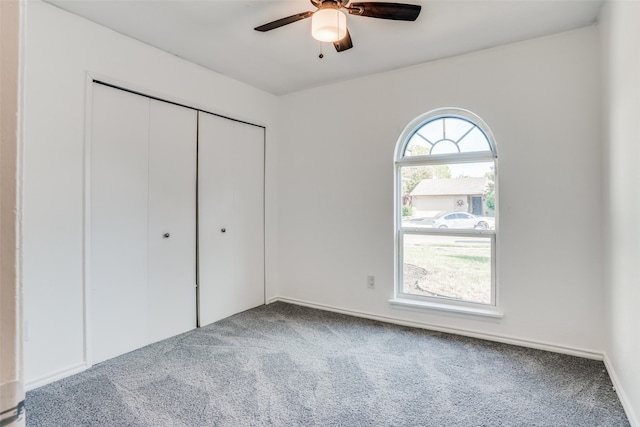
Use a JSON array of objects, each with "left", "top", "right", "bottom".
[{"left": 83, "top": 76, "right": 266, "bottom": 367}]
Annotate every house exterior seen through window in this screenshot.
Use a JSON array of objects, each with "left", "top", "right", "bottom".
[{"left": 395, "top": 109, "right": 498, "bottom": 308}]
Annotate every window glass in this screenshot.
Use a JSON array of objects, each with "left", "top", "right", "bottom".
[
  {"left": 404, "top": 117, "right": 493, "bottom": 157},
  {"left": 400, "top": 161, "right": 495, "bottom": 229},
  {"left": 402, "top": 234, "right": 492, "bottom": 304},
  {"left": 458, "top": 126, "right": 491, "bottom": 152}
]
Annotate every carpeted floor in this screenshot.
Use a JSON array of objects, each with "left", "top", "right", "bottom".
[{"left": 26, "top": 302, "right": 629, "bottom": 426}]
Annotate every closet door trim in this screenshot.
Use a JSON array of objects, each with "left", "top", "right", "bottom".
[{"left": 92, "top": 80, "right": 265, "bottom": 128}]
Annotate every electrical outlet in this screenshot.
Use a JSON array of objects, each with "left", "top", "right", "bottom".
[{"left": 367, "top": 275, "right": 375, "bottom": 289}]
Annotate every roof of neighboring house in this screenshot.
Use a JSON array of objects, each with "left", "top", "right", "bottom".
[{"left": 410, "top": 177, "right": 488, "bottom": 196}]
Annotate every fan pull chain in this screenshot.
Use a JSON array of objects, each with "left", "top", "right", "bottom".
[{"left": 319, "top": 42, "right": 324, "bottom": 59}]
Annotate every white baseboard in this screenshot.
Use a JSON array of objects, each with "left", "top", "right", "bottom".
[
  {"left": 25, "top": 363, "right": 88, "bottom": 392},
  {"left": 268, "top": 296, "right": 604, "bottom": 360},
  {"left": 604, "top": 354, "right": 639, "bottom": 427}
]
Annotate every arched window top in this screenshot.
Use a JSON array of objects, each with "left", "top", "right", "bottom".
[{"left": 396, "top": 108, "right": 497, "bottom": 160}]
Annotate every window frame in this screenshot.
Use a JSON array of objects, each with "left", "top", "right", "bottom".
[{"left": 393, "top": 108, "right": 500, "bottom": 314}]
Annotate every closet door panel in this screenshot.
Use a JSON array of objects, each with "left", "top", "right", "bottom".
[
  {"left": 148, "top": 100, "right": 197, "bottom": 342},
  {"left": 233, "top": 123, "right": 265, "bottom": 310},
  {"left": 198, "top": 113, "right": 235, "bottom": 326},
  {"left": 90, "top": 84, "right": 149, "bottom": 364}
]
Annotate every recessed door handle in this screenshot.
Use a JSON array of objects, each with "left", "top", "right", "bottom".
[{"left": 163, "top": 233, "right": 170, "bottom": 238}]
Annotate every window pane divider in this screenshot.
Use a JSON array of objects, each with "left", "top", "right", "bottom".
[
  {"left": 400, "top": 228, "right": 496, "bottom": 237},
  {"left": 454, "top": 125, "right": 476, "bottom": 144},
  {"left": 397, "top": 151, "right": 495, "bottom": 166}
]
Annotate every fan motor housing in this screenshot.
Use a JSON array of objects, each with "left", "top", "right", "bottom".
[{"left": 311, "top": 0, "right": 351, "bottom": 8}]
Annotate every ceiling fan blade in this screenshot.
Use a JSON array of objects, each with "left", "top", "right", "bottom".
[
  {"left": 254, "top": 11, "right": 314, "bottom": 32},
  {"left": 334, "top": 29, "right": 353, "bottom": 52},
  {"left": 348, "top": 2, "right": 421, "bottom": 21}
]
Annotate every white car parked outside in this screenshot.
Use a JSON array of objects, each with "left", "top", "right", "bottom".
[{"left": 432, "top": 212, "right": 495, "bottom": 229}]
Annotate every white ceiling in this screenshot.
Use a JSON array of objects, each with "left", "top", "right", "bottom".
[{"left": 44, "top": 0, "right": 604, "bottom": 95}]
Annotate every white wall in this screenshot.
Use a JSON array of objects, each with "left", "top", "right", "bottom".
[
  {"left": 601, "top": 1, "right": 640, "bottom": 424},
  {"left": 277, "top": 27, "right": 604, "bottom": 356},
  {"left": 22, "top": 0, "right": 278, "bottom": 387}
]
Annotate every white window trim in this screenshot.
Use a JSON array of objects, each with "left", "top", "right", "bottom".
[
  {"left": 392, "top": 108, "right": 499, "bottom": 317},
  {"left": 389, "top": 297, "right": 503, "bottom": 318}
]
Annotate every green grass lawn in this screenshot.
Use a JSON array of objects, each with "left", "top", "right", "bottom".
[{"left": 403, "top": 236, "right": 491, "bottom": 304}]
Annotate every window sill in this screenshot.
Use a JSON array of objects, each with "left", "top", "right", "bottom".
[{"left": 389, "top": 298, "right": 503, "bottom": 319}]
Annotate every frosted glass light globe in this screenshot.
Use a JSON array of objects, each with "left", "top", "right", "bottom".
[{"left": 312, "top": 8, "right": 347, "bottom": 42}]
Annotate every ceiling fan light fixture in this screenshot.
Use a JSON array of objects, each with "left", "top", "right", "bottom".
[{"left": 312, "top": 8, "right": 347, "bottom": 42}]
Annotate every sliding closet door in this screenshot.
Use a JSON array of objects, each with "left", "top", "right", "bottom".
[
  {"left": 90, "top": 84, "right": 197, "bottom": 364},
  {"left": 198, "top": 112, "right": 265, "bottom": 327},
  {"left": 91, "top": 84, "right": 150, "bottom": 363},
  {"left": 232, "top": 123, "right": 265, "bottom": 312},
  {"left": 147, "top": 100, "right": 197, "bottom": 343}
]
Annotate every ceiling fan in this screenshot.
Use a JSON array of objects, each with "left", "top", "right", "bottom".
[{"left": 254, "top": 0, "right": 421, "bottom": 53}]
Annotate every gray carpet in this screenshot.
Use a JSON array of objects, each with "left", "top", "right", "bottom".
[{"left": 26, "top": 302, "right": 629, "bottom": 426}]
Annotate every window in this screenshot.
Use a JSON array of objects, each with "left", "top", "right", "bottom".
[{"left": 394, "top": 109, "right": 498, "bottom": 313}]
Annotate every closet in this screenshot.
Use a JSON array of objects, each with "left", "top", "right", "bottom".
[{"left": 89, "top": 83, "right": 264, "bottom": 364}]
